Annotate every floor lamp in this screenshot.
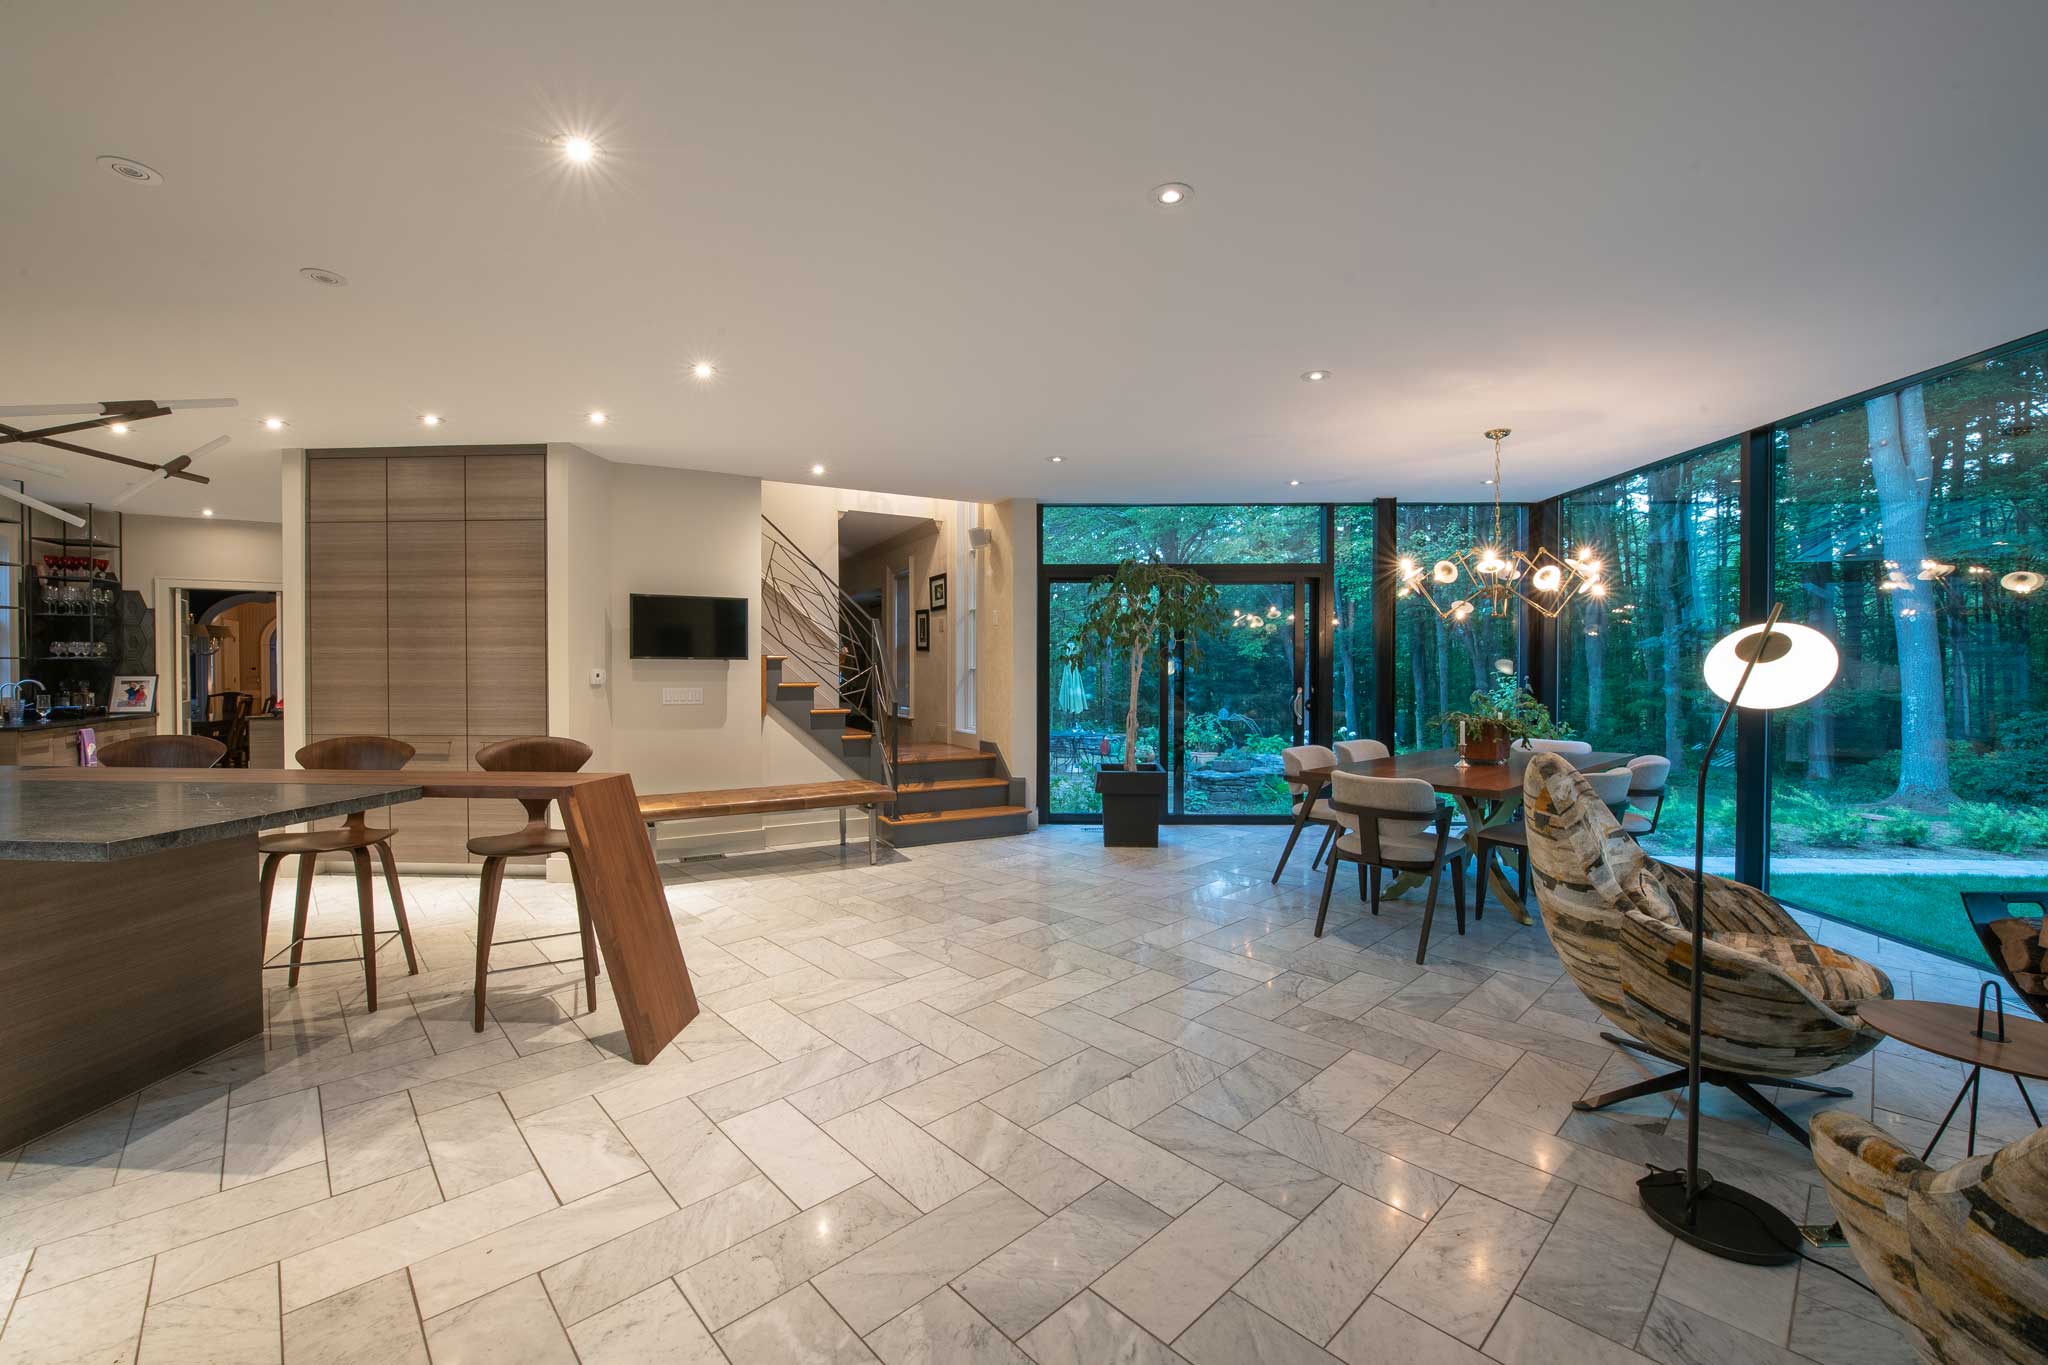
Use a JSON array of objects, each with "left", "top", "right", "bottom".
[{"left": 1637, "top": 602, "right": 1839, "bottom": 1264}]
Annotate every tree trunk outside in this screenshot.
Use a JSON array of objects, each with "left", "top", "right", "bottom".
[
  {"left": 1582, "top": 596, "right": 1606, "bottom": 734},
  {"left": 1647, "top": 461, "right": 1686, "bottom": 764},
  {"left": 1802, "top": 561, "right": 1836, "bottom": 780},
  {"left": 1868, "top": 387, "right": 1952, "bottom": 805}
]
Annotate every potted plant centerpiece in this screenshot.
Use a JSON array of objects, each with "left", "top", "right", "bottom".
[
  {"left": 1437, "top": 675, "right": 1572, "bottom": 764},
  {"left": 1076, "top": 559, "right": 1224, "bottom": 846}
]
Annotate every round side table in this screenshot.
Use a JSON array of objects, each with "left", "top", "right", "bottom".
[{"left": 1857, "top": 997, "right": 2048, "bottom": 1159}]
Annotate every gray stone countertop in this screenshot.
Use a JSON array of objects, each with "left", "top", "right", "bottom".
[{"left": 0, "top": 776, "right": 422, "bottom": 862}]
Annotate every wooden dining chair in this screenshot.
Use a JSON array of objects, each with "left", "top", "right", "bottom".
[
  {"left": 1272, "top": 744, "right": 1340, "bottom": 882},
  {"left": 1622, "top": 755, "right": 1671, "bottom": 837},
  {"left": 1476, "top": 766, "right": 1631, "bottom": 918},
  {"left": 469, "top": 736, "right": 598, "bottom": 1031},
  {"left": 97, "top": 734, "right": 226, "bottom": 768},
  {"left": 1321, "top": 770, "right": 1467, "bottom": 962},
  {"left": 258, "top": 736, "right": 420, "bottom": 1011}
]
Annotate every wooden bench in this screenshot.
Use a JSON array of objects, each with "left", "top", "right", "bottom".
[{"left": 638, "top": 779, "right": 897, "bottom": 864}]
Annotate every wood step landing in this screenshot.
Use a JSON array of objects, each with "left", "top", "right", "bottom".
[
  {"left": 896, "top": 777, "right": 1008, "bottom": 794},
  {"left": 878, "top": 805, "right": 1030, "bottom": 850}
]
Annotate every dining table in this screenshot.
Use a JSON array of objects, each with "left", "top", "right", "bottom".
[{"left": 1277, "top": 746, "right": 1634, "bottom": 926}]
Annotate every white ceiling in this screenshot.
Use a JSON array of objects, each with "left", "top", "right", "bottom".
[{"left": 5, "top": 0, "right": 2046, "bottom": 525}]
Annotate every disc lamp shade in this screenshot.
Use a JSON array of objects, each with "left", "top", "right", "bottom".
[{"left": 1703, "top": 622, "right": 1838, "bottom": 710}]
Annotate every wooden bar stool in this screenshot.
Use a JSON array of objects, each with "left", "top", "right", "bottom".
[
  {"left": 258, "top": 736, "right": 421, "bottom": 1011},
  {"left": 97, "top": 734, "right": 226, "bottom": 768},
  {"left": 469, "top": 737, "right": 598, "bottom": 1032}
]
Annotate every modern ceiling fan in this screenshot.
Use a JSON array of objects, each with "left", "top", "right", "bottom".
[{"left": 0, "top": 396, "right": 237, "bottom": 526}]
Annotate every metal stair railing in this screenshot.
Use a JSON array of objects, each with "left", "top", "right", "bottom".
[{"left": 761, "top": 515, "right": 900, "bottom": 791}]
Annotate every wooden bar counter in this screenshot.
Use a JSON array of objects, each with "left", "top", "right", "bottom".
[{"left": 1, "top": 766, "right": 699, "bottom": 1152}]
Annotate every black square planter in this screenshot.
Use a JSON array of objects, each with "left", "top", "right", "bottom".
[{"left": 1095, "top": 764, "right": 1167, "bottom": 847}]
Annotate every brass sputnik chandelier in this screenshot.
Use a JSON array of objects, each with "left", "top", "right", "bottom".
[{"left": 1397, "top": 428, "right": 1605, "bottom": 622}]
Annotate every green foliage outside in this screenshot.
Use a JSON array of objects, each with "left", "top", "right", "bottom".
[{"left": 1767, "top": 874, "right": 2036, "bottom": 969}]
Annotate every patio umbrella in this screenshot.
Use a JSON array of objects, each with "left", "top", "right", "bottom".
[{"left": 1056, "top": 658, "right": 1090, "bottom": 717}]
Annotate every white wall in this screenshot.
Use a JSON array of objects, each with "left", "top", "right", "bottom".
[
  {"left": 122, "top": 510, "right": 285, "bottom": 734},
  {"left": 547, "top": 449, "right": 853, "bottom": 855}
]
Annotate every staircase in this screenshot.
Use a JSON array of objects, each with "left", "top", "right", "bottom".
[{"left": 761, "top": 517, "right": 1029, "bottom": 849}]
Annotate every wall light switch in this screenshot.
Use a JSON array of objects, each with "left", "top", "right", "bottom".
[
  {"left": 588, "top": 668, "right": 606, "bottom": 688},
  {"left": 661, "top": 686, "right": 705, "bottom": 706}
]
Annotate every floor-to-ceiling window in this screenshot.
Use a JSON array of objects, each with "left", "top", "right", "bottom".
[
  {"left": 1331, "top": 505, "right": 1377, "bottom": 744},
  {"left": 1557, "top": 443, "right": 1742, "bottom": 861},
  {"left": 1392, "top": 504, "right": 1524, "bottom": 750},
  {"left": 1768, "top": 337, "right": 2048, "bottom": 960},
  {"left": 1040, "top": 504, "right": 1336, "bottom": 820}
]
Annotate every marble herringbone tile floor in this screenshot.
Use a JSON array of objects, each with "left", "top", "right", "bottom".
[{"left": 0, "top": 824, "right": 2013, "bottom": 1365}]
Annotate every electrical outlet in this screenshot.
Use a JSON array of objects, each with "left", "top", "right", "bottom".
[{"left": 661, "top": 686, "right": 705, "bottom": 706}]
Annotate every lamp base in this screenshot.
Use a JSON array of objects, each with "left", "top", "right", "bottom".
[{"left": 1638, "top": 1168, "right": 1799, "bottom": 1266}]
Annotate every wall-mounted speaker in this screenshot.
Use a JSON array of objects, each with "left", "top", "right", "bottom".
[{"left": 968, "top": 526, "right": 994, "bottom": 549}]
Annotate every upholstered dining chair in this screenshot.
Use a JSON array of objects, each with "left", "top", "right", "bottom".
[
  {"left": 1335, "top": 738, "right": 1389, "bottom": 765},
  {"left": 1320, "top": 770, "right": 1467, "bottom": 961},
  {"left": 1622, "top": 755, "right": 1671, "bottom": 838},
  {"left": 469, "top": 736, "right": 599, "bottom": 1031},
  {"left": 1273, "top": 743, "right": 1341, "bottom": 882},
  {"left": 258, "top": 736, "right": 421, "bottom": 1012},
  {"left": 1474, "top": 766, "right": 1632, "bottom": 919},
  {"left": 1812, "top": 1109, "right": 2048, "bottom": 1364},
  {"left": 97, "top": 734, "right": 226, "bottom": 768},
  {"left": 1963, "top": 892, "right": 2048, "bottom": 1023},
  {"left": 1521, "top": 752, "right": 1891, "bottom": 1143}
]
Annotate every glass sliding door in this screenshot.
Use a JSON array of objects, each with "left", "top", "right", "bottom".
[
  {"left": 1174, "top": 580, "right": 1312, "bottom": 816},
  {"left": 1047, "top": 578, "right": 1162, "bottom": 815}
]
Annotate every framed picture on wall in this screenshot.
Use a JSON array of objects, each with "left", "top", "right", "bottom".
[
  {"left": 109, "top": 674, "right": 158, "bottom": 714},
  {"left": 915, "top": 609, "right": 931, "bottom": 652},
  {"left": 928, "top": 573, "right": 948, "bottom": 611}
]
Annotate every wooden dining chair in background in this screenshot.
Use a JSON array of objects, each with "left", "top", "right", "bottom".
[
  {"left": 257, "top": 736, "right": 420, "bottom": 1011},
  {"left": 96, "top": 734, "right": 227, "bottom": 768}
]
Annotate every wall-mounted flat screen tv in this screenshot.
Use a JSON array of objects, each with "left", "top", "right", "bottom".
[{"left": 628, "top": 594, "right": 748, "bottom": 660}]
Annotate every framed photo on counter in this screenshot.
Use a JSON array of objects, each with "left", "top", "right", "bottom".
[{"left": 109, "top": 675, "right": 158, "bottom": 715}]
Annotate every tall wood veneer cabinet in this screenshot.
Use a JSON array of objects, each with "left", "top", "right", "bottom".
[{"left": 304, "top": 447, "right": 548, "bottom": 865}]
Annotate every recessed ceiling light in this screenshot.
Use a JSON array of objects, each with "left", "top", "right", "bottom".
[
  {"left": 1046, "top": 456, "right": 1064, "bottom": 464},
  {"left": 421, "top": 414, "right": 442, "bottom": 427},
  {"left": 1302, "top": 370, "right": 1330, "bottom": 382},
  {"left": 587, "top": 411, "right": 607, "bottom": 426},
  {"left": 1151, "top": 182, "right": 1192, "bottom": 207},
  {"left": 811, "top": 464, "right": 826, "bottom": 477},
  {"left": 98, "top": 155, "right": 163, "bottom": 186},
  {"left": 1289, "top": 479, "right": 1301, "bottom": 487},
  {"left": 558, "top": 135, "right": 598, "bottom": 164},
  {"left": 201, "top": 508, "right": 215, "bottom": 517},
  {"left": 691, "top": 361, "right": 716, "bottom": 380},
  {"left": 1483, "top": 478, "right": 1496, "bottom": 485},
  {"left": 299, "top": 267, "right": 347, "bottom": 287},
  {"left": 263, "top": 417, "right": 287, "bottom": 431},
  {"left": 109, "top": 422, "right": 129, "bottom": 435}
]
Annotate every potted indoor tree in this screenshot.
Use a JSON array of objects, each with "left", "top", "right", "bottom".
[
  {"left": 1076, "top": 559, "right": 1224, "bottom": 846},
  {"left": 1436, "top": 675, "right": 1572, "bottom": 764}
]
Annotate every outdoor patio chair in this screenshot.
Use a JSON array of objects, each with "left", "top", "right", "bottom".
[{"left": 1521, "top": 752, "right": 1891, "bottom": 1144}]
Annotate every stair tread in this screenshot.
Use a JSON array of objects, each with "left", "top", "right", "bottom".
[
  {"left": 765, "top": 655, "right": 787, "bottom": 663},
  {"left": 898, "top": 749, "right": 995, "bottom": 766},
  {"left": 810, "top": 707, "right": 852, "bottom": 716},
  {"left": 776, "top": 680, "right": 820, "bottom": 690},
  {"left": 841, "top": 730, "right": 872, "bottom": 742},
  {"left": 881, "top": 804, "right": 1029, "bottom": 826},
  {"left": 897, "top": 777, "right": 1008, "bottom": 793}
]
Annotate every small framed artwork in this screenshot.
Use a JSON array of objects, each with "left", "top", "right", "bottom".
[
  {"left": 928, "top": 573, "right": 948, "bottom": 612},
  {"left": 109, "top": 674, "right": 158, "bottom": 714},
  {"left": 914, "top": 609, "right": 931, "bottom": 652}
]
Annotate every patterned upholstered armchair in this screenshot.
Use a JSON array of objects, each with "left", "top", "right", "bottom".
[
  {"left": 1813, "top": 1110, "right": 2048, "bottom": 1364},
  {"left": 1522, "top": 752, "right": 1892, "bottom": 1142}
]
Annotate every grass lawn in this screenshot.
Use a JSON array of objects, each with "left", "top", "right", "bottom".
[{"left": 1769, "top": 873, "right": 2046, "bottom": 971}]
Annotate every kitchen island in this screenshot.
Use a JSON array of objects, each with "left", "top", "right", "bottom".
[{"left": 0, "top": 774, "right": 423, "bottom": 1150}]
